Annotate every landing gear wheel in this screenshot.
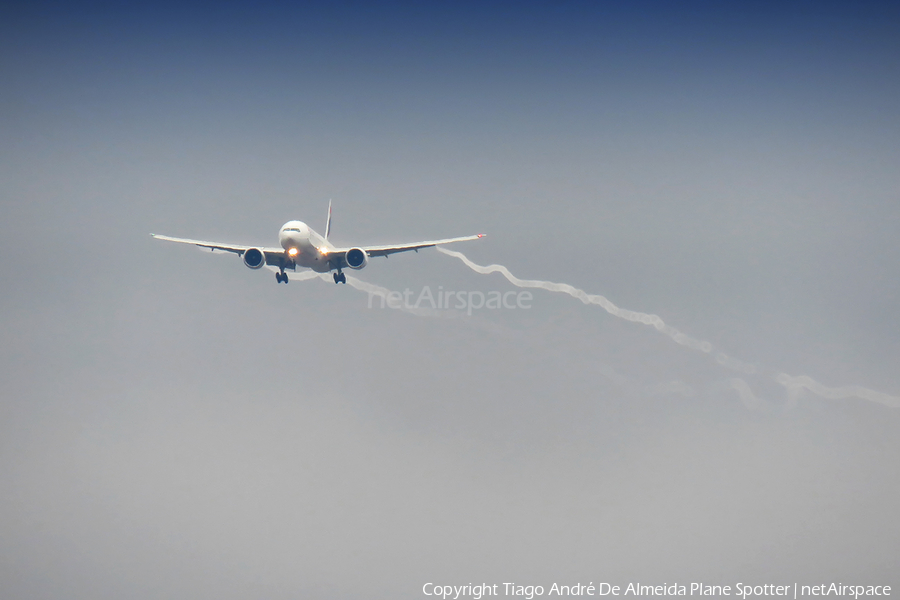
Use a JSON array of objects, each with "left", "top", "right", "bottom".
[
  {"left": 282, "top": 273, "right": 288, "bottom": 283},
  {"left": 333, "top": 272, "right": 340, "bottom": 284},
  {"left": 339, "top": 273, "right": 346, "bottom": 284},
  {"left": 275, "top": 272, "right": 282, "bottom": 283}
]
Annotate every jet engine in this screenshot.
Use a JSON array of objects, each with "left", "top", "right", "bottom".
[
  {"left": 242, "top": 248, "right": 266, "bottom": 269},
  {"left": 345, "top": 247, "right": 368, "bottom": 270}
]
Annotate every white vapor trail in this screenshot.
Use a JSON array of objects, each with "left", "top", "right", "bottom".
[
  {"left": 277, "top": 267, "right": 449, "bottom": 318},
  {"left": 436, "top": 247, "right": 712, "bottom": 352},
  {"left": 343, "top": 275, "right": 448, "bottom": 318},
  {"left": 777, "top": 374, "right": 900, "bottom": 408},
  {"left": 436, "top": 246, "right": 900, "bottom": 409}
]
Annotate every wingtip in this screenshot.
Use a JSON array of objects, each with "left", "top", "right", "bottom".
[{"left": 477, "top": 233, "right": 486, "bottom": 238}]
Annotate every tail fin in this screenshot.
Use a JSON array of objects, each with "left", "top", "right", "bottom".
[{"left": 325, "top": 199, "right": 332, "bottom": 241}]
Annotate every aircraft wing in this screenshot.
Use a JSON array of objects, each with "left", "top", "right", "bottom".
[
  {"left": 150, "top": 234, "right": 285, "bottom": 264},
  {"left": 335, "top": 233, "right": 485, "bottom": 258}
]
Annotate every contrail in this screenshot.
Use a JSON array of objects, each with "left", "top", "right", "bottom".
[
  {"left": 343, "top": 274, "right": 448, "bottom": 318},
  {"left": 436, "top": 246, "right": 900, "bottom": 409},
  {"left": 276, "top": 267, "right": 450, "bottom": 318},
  {"left": 436, "top": 246, "right": 712, "bottom": 352},
  {"left": 776, "top": 373, "right": 900, "bottom": 408},
  {"left": 727, "top": 378, "right": 768, "bottom": 411}
]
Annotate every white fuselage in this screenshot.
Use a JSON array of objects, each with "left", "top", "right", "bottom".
[
  {"left": 152, "top": 212, "right": 483, "bottom": 284},
  {"left": 278, "top": 220, "right": 335, "bottom": 272}
]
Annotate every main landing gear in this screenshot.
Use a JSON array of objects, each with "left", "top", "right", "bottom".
[
  {"left": 333, "top": 271, "right": 346, "bottom": 284},
  {"left": 276, "top": 272, "right": 289, "bottom": 284}
]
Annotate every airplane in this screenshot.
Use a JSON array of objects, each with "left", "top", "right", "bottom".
[{"left": 151, "top": 201, "right": 485, "bottom": 284}]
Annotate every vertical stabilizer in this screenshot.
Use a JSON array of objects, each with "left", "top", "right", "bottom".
[{"left": 325, "top": 199, "right": 332, "bottom": 241}]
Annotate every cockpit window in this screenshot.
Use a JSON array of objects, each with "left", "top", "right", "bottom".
[{"left": 284, "top": 227, "right": 302, "bottom": 232}]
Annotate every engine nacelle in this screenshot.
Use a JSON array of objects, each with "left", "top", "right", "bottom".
[
  {"left": 242, "top": 248, "right": 266, "bottom": 269},
  {"left": 345, "top": 247, "right": 368, "bottom": 270}
]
